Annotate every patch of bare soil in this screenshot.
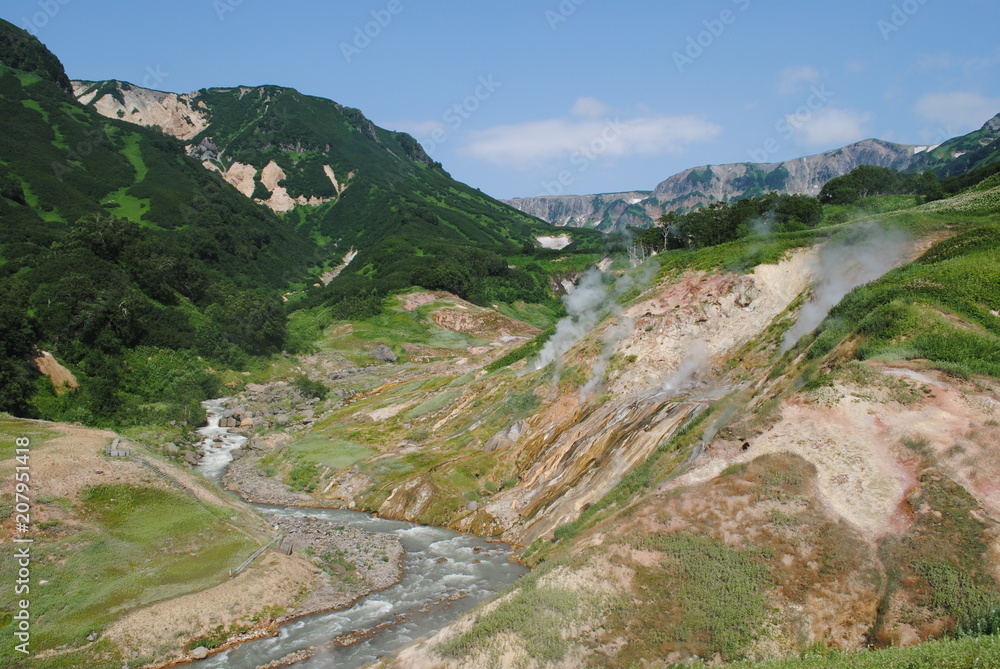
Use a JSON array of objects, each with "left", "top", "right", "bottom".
[
  {"left": 674, "top": 364, "right": 1000, "bottom": 540},
  {"left": 609, "top": 248, "right": 817, "bottom": 395},
  {"left": 431, "top": 308, "right": 540, "bottom": 339},
  {"left": 400, "top": 291, "right": 453, "bottom": 311},
  {"left": 31, "top": 351, "right": 78, "bottom": 394},
  {"left": 104, "top": 551, "right": 319, "bottom": 662},
  {"left": 0, "top": 420, "right": 197, "bottom": 506}
]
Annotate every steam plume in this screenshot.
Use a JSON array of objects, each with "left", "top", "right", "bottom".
[
  {"left": 781, "top": 224, "right": 910, "bottom": 353},
  {"left": 534, "top": 260, "right": 658, "bottom": 390}
]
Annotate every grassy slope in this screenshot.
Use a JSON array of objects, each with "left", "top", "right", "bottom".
[
  {"left": 264, "top": 292, "right": 546, "bottom": 519},
  {"left": 413, "top": 182, "right": 1000, "bottom": 667},
  {"left": 0, "top": 417, "right": 270, "bottom": 668},
  {"left": 732, "top": 636, "right": 1000, "bottom": 669},
  {"left": 180, "top": 84, "right": 606, "bottom": 269}
]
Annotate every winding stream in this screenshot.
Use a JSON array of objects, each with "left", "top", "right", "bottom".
[{"left": 193, "top": 400, "right": 526, "bottom": 668}]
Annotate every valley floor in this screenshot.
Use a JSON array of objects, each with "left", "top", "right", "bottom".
[{"left": 0, "top": 414, "right": 407, "bottom": 668}]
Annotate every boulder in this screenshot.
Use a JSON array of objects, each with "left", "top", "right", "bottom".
[
  {"left": 182, "top": 450, "right": 200, "bottom": 466},
  {"left": 231, "top": 449, "right": 245, "bottom": 461},
  {"left": 483, "top": 433, "right": 510, "bottom": 452},
  {"left": 163, "top": 443, "right": 180, "bottom": 454},
  {"left": 483, "top": 421, "right": 527, "bottom": 452},
  {"left": 191, "top": 647, "right": 209, "bottom": 660},
  {"left": 371, "top": 344, "right": 397, "bottom": 363},
  {"left": 507, "top": 420, "right": 527, "bottom": 441}
]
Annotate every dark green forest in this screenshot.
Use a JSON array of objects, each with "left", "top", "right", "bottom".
[
  {"left": 632, "top": 192, "right": 824, "bottom": 251},
  {"left": 1, "top": 16, "right": 998, "bottom": 439},
  {"left": 0, "top": 19, "right": 600, "bottom": 430}
]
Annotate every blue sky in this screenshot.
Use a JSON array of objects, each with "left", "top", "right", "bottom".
[{"left": 7, "top": 0, "right": 1000, "bottom": 199}]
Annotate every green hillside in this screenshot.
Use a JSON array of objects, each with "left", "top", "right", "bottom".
[
  {"left": 0, "top": 18, "right": 596, "bottom": 432},
  {"left": 0, "top": 21, "right": 328, "bottom": 425},
  {"left": 911, "top": 114, "right": 1000, "bottom": 177},
  {"left": 75, "top": 79, "right": 606, "bottom": 319}
]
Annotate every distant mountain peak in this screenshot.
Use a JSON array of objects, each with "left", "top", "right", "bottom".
[
  {"left": 506, "top": 123, "right": 1000, "bottom": 231},
  {"left": 73, "top": 79, "right": 442, "bottom": 213},
  {"left": 506, "top": 138, "right": 921, "bottom": 230}
]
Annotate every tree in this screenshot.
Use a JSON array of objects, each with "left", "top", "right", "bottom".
[
  {"left": 59, "top": 214, "right": 141, "bottom": 262},
  {"left": 0, "top": 301, "right": 37, "bottom": 414},
  {"left": 206, "top": 290, "right": 287, "bottom": 357}
]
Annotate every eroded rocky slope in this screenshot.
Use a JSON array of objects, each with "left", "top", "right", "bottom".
[{"left": 506, "top": 119, "right": 1000, "bottom": 230}]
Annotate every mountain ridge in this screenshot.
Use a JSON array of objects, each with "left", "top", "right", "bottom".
[
  {"left": 0, "top": 18, "right": 600, "bottom": 426},
  {"left": 72, "top": 77, "right": 603, "bottom": 265},
  {"left": 506, "top": 121, "right": 1000, "bottom": 230}
]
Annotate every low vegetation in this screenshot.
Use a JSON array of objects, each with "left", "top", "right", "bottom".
[
  {"left": 439, "top": 577, "right": 582, "bottom": 664},
  {"left": 811, "top": 222, "right": 1000, "bottom": 378},
  {"left": 734, "top": 635, "right": 1000, "bottom": 668},
  {"left": 0, "top": 478, "right": 258, "bottom": 661},
  {"left": 619, "top": 534, "right": 773, "bottom": 662}
]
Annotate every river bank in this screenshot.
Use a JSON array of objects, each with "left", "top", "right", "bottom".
[{"left": 174, "top": 399, "right": 526, "bottom": 669}]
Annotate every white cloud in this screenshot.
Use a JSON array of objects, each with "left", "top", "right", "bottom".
[
  {"left": 570, "top": 96, "right": 613, "bottom": 118},
  {"left": 963, "top": 49, "right": 1000, "bottom": 76},
  {"left": 460, "top": 108, "right": 721, "bottom": 167},
  {"left": 788, "top": 107, "right": 874, "bottom": 147},
  {"left": 845, "top": 58, "right": 867, "bottom": 73},
  {"left": 915, "top": 92, "right": 1000, "bottom": 130},
  {"left": 777, "top": 65, "right": 820, "bottom": 95},
  {"left": 917, "top": 53, "right": 955, "bottom": 72}
]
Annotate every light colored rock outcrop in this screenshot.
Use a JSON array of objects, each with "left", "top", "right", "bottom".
[
  {"left": 223, "top": 162, "right": 258, "bottom": 198},
  {"left": 73, "top": 81, "right": 344, "bottom": 214},
  {"left": 73, "top": 81, "right": 209, "bottom": 141},
  {"left": 505, "top": 138, "right": 926, "bottom": 230}
]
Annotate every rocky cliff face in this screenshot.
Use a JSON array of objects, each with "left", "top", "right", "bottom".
[
  {"left": 74, "top": 80, "right": 209, "bottom": 141},
  {"left": 505, "top": 138, "right": 928, "bottom": 230},
  {"left": 72, "top": 81, "right": 371, "bottom": 214},
  {"left": 508, "top": 192, "right": 656, "bottom": 230}
]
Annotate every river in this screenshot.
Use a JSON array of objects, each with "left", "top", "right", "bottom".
[{"left": 193, "top": 399, "right": 526, "bottom": 668}]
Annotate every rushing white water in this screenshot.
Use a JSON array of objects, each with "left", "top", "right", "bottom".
[
  {"left": 196, "top": 397, "right": 248, "bottom": 483},
  {"left": 193, "top": 401, "right": 526, "bottom": 668}
]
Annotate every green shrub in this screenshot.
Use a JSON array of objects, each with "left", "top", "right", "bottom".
[{"left": 292, "top": 374, "right": 328, "bottom": 400}]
